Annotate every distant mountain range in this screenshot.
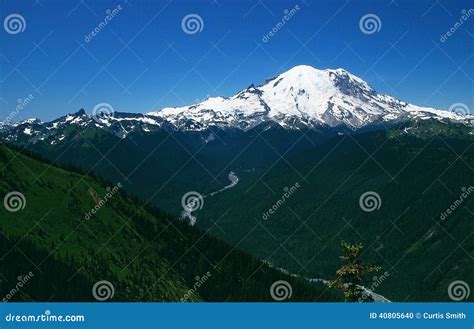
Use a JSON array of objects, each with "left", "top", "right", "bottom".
[{"left": 1, "top": 65, "right": 473, "bottom": 144}]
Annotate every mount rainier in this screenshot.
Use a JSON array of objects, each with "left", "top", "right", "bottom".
[{"left": 149, "top": 65, "right": 472, "bottom": 131}]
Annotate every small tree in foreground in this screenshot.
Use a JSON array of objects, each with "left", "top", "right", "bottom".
[{"left": 330, "top": 241, "right": 381, "bottom": 302}]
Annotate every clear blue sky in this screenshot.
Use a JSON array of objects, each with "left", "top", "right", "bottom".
[{"left": 0, "top": 0, "right": 473, "bottom": 121}]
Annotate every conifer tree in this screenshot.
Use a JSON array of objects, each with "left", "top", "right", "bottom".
[{"left": 331, "top": 241, "right": 381, "bottom": 302}]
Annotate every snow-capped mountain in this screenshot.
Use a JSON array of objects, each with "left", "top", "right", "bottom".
[
  {"left": 1, "top": 65, "right": 472, "bottom": 145},
  {"left": 148, "top": 65, "right": 473, "bottom": 131}
]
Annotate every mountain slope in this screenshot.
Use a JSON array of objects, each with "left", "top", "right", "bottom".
[{"left": 0, "top": 142, "right": 336, "bottom": 302}]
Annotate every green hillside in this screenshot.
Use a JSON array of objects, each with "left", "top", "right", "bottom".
[{"left": 0, "top": 143, "right": 336, "bottom": 302}]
